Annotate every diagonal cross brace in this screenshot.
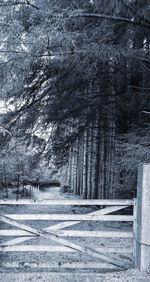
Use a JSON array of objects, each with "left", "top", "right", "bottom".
[
  {"left": 0, "top": 213, "right": 127, "bottom": 270},
  {"left": 1, "top": 205, "right": 128, "bottom": 246},
  {"left": 0, "top": 205, "right": 129, "bottom": 247}
]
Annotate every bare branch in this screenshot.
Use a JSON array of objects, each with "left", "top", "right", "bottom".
[
  {"left": 72, "top": 13, "right": 150, "bottom": 30},
  {"left": 0, "top": 0, "right": 39, "bottom": 9},
  {"left": 142, "top": 111, "right": 150, "bottom": 115},
  {"left": 130, "top": 86, "right": 150, "bottom": 91},
  {"left": 0, "top": 50, "right": 27, "bottom": 54},
  {"left": 0, "top": 125, "right": 11, "bottom": 136},
  {"left": 26, "top": 0, "right": 39, "bottom": 10},
  {"left": 134, "top": 56, "right": 150, "bottom": 64},
  {"left": 121, "top": 0, "right": 150, "bottom": 26}
]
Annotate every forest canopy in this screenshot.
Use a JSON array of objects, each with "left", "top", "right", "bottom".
[{"left": 0, "top": 0, "right": 150, "bottom": 198}]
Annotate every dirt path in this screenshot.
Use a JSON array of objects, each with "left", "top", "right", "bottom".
[{"left": 0, "top": 187, "right": 149, "bottom": 281}]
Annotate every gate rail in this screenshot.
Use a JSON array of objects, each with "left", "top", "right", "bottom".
[
  {"left": 0, "top": 198, "right": 134, "bottom": 271},
  {"left": 0, "top": 163, "right": 150, "bottom": 271}
]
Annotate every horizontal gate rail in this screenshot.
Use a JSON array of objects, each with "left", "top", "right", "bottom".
[
  {"left": 2, "top": 214, "right": 133, "bottom": 221},
  {"left": 0, "top": 215, "right": 128, "bottom": 270},
  {"left": 0, "top": 245, "right": 133, "bottom": 253},
  {"left": 0, "top": 199, "right": 134, "bottom": 206},
  {"left": 0, "top": 261, "right": 123, "bottom": 270},
  {"left": 0, "top": 229, "right": 133, "bottom": 238},
  {"left": 0, "top": 199, "right": 134, "bottom": 271}
]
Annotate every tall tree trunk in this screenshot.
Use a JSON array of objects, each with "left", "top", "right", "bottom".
[
  {"left": 93, "top": 108, "right": 101, "bottom": 199},
  {"left": 87, "top": 123, "right": 93, "bottom": 199},
  {"left": 82, "top": 129, "right": 88, "bottom": 199}
]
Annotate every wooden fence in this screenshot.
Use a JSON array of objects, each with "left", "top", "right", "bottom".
[
  {"left": 0, "top": 163, "right": 149, "bottom": 271},
  {"left": 0, "top": 199, "right": 134, "bottom": 271}
]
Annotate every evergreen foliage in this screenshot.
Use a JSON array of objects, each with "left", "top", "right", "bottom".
[{"left": 0, "top": 0, "right": 150, "bottom": 198}]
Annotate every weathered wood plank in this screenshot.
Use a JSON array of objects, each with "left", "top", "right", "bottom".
[
  {"left": 0, "top": 236, "right": 34, "bottom": 246},
  {"left": 0, "top": 261, "right": 120, "bottom": 269},
  {"left": 0, "top": 215, "right": 127, "bottom": 269},
  {"left": 0, "top": 230, "right": 133, "bottom": 238},
  {"left": 1, "top": 206, "right": 131, "bottom": 246},
  {"left": 133, "top": 198, "right": 137, "bottom": 265},
  {"left": 0, "top": 245, "right": 133, "bottom": 253},
  {"left": 0, "top": 199, "right": 134, "bottom": 206},
  {"left": 46, "top": 221, "right": 80, "bottom": 231},
  {"left": 0, "top": 230, "right": 32, "bottom": 236},
  {"left": 135, "top": 164, "right": 150, "bottom": 271},
  {"left": 0, "top": 245, "right": 73, "bottom": 252},
  {"left": 46, "top": 205, "right": 130, "bottom": 230},
  {"left": 55, "top": 230, "right": 133, "bottom": 238},
  {"left": 2, "top": 214, "right": 133, "bottom": 221}
]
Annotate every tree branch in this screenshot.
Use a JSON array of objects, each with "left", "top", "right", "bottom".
[
  {"left": 0, "top": 0, "right": 39, "bottom": 9},
  {"left": 26, "top": 0, "right": 39, "bottom": 10},
  {"left": 130, "top": 85, "right": 150, "bottom": 91},
  {"left": 73, "top": 13, "right": 150, "bottom": 30},
  {"left": 142, "top": 111, "right": 150, "bottom": 115},
  {"left": 120, "top": 0, "right": 150, "bottom": 26}
]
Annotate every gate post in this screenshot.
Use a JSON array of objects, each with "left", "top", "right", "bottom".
[{"left": 135, "top": 163, "right": 150, "bottom": 271}]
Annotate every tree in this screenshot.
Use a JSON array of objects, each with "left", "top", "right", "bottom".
[{"left": 0, "top": 0, "right": 150, "bottom": 199}]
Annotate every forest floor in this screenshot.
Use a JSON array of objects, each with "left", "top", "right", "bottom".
[{"left": 0, "top": 187, "right": 150, "bottom": 281}]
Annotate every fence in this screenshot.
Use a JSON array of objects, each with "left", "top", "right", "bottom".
[{"left": 0, "top": 163, "right": 149, "bottom": 271}]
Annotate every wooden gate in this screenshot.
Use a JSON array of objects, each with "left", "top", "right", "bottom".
[
  {"left": 0, "top": 163, "right": 150, "bottom": 272},
  {"left": 0, "top": 198, "right": 134, "bottom": 271}
]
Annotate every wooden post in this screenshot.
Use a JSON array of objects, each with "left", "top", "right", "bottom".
[{"left": 135, "top": 163, "right": 150, "bottom": 271}]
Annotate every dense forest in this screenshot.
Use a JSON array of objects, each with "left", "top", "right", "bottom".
[{"left": 0, "top": 0, "right": 150, "bottom": 199}]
